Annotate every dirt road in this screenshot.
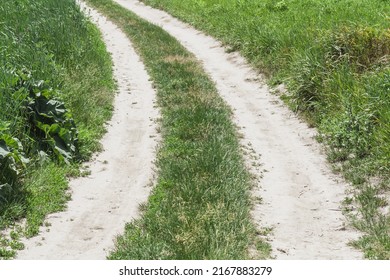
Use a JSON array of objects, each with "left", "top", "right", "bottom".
[
  {"left": 17, "top": 2, "right": 159, "bottom": 259},
  {"left": 111, "top": 0, "right": 362, "bottom": 259},
  {"left": 18, "top": 0, "right": 363, "bottom": 259}
]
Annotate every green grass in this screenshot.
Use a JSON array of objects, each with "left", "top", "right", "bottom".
[
  {"left": 0, "top": 0, "right": 115, "bottom": 160},
  {"left": 86, "top": 0, "right": 270, "bottom": 259},
  {"left": 139, "top": 0, "right": 390, "bottom": 259},
  {"left": 0, "top": 0, "right": 115, "bottom": 258},
  {"left": 347, "top": 181, "right": 390, "bottom": 259}
]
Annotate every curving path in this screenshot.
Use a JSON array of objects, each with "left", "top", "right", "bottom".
[
  {"left": 111, "top": 0, "right": 362, "bottom": 259},
  {"left": 17, "top": 1, "right": 159, "bottom": 259},
  {"left": 17, "top": 0, "right": 363, "bottom": 260}
]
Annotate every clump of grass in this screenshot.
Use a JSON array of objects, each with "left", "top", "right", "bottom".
[
  {"left": 140, "top": 0, "right": 390, "bottom": 259},
  {"left": 327, "top": 26, "right": 390, "bottom": 71},
  {"left": 0, "top": 0, "right": 115, "bottom": 258},
  {"left": 87, "top": 0, "right": 270, "bottom": 259},
  {"left": 347, "top": 182, "right": 390, "bottom": 260}
]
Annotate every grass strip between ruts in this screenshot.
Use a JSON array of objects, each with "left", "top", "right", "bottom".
[{"left": 86, "top": 0, "right": 270, "bottom": 259}]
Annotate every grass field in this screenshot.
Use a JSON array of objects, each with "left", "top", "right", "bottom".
[
  {"left": 139, "top": 0, "right": 390, "bottom": 259},
  {"left": 0, "top": 0, "right": 115, "bottom": 258},
  {"left": 87, "top": 0, "right": 270, "bottom": 259}
]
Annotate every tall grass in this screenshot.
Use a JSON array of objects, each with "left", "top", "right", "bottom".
[
  {"left": 1, "top": 0, "right": 115, "bottom": 158},
  {"left": 0, "top": 0, "right": 114, "bottom": 258},
  {"left": 140, "top": 0, "right": 390, "bottom": 258}
]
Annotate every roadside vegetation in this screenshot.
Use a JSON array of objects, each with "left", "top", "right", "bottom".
[
  {"left": 0, "top": 0, "right": 115, "bottom": 258},
  {"left": 87, "top": 0, "right": 270, "bottom": 259},
  {"left": 139, "top": 0, "right": 390, "bottom": 259}
]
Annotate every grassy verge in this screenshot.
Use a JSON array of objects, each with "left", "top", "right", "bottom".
[
  {"left": 0, "top": 0, "right": 115, "bottom": 258},
  {"left": 86, "top": 0, "right": 270, "bottom": 259},
  {"left": 139, "top": 0, "right": 390, "bottom": 259}
]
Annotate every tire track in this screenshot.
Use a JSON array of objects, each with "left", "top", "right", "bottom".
[
  {"left": 17, "top": 1, "right": 159, "bottom": 259},
  {"left": 111, "top": 0, "right": 362, "bottom": 259}
]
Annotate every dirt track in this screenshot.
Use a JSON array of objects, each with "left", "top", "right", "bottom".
[
  {"left": 17, "top": 2, "right": 159, "bottom": 259},
  {"left": 111, "top": 0, "right": 362, "bottom": 259},
  {"left": 18, "top": 0, "right": 362, "bottom": 259}
]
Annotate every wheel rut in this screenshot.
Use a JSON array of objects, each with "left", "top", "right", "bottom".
[
  {"left": 17, "top": 1, "right": 159, "bottom": 259},
  {"left": 18, "top": 0, "right": 363, "bottom": 259},
  {"left": 111, "top": 0, "right": 363, "bottom": 259}
]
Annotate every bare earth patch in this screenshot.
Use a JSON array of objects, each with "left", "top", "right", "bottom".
[
  {"left": 17, "top": 1, "right": 159, "bottom": 259},
  {"left": 112, "top": 0, "right": 363, "bottom": 259}
]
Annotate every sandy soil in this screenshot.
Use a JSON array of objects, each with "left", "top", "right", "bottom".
[
  {"left": 17, "top": 2, "right": 159, "bottom": 259},
  {"left": 112, "top": 0, "right": 363, "bottom": 259}
]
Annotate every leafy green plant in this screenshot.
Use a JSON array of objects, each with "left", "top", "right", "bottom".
[
  {"left": 0, "top": 122, "right": 27, "bottom": 201},
  {"left": 10, "top": 70, "right": 79, "bottom": 163},
  {"left": 325, "top": 108, "right": 374, "bottom": 162}
]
